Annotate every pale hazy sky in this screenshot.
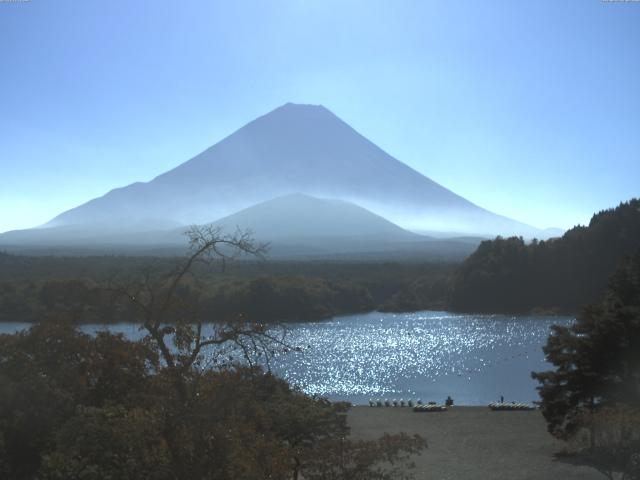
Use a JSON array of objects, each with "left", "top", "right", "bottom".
[{"left": 1, "top": 0, "right": 639, "bottom": 233}]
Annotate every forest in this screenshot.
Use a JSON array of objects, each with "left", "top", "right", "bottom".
[
  {"left": 450, "top": 199, "right": 640, "bottom": 313},
  {"left": 0, "top": 251, "right": 455, "bottom": 324},
  {"left": 0, "top": 225, "right": 428, "bottom": 480},
  {"left": 1, "top": 199, "right": 639, "bottom": 323}
]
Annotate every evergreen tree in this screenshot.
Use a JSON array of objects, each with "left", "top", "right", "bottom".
[
  {"left": 532, "top": 249, "right": 640, "bottom": 442},
  {"left": 451, "top": 198, "right": 640, "bottom": 313}
]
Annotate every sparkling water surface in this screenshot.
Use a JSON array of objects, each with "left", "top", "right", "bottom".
[{"left": 0, "top": 311, "right": 573, "bottom": 406}]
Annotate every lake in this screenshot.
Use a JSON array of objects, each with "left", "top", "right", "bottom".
[{"left": 0, "top": 311, "right": 573, "bottom": 406}]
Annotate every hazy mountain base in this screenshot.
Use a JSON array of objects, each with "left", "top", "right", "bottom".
[
  {"left": 4, "top": 199, "right": 637, "bottom": 323},
  {"left": 0, "top": 194, "right": 483, "bottom": 261}
]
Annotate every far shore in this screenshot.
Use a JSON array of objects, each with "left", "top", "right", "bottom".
[
  {"left": 0, "top": 308, "right": 576, "bottom": 327},
  {"left": 347, "top": 405, "right": 601, "bottom": 480}
]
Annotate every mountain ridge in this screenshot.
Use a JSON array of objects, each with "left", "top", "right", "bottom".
[{"left": 33, "top": 103, "right": 549, "bottom": 238}]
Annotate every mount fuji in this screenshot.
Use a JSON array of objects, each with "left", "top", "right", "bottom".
[{"left": 42, "top": 103, "right": 543, "bottom": 236}]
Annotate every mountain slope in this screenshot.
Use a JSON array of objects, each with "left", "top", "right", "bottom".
[
  {"left": 44, "top": 103, "right": 543, "bottom": 237},
  {"left": 205, "top": 193, "right": 437, "bottom": 257}
]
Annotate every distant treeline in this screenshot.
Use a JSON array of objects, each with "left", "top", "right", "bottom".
[
  {"left": 450, "top": 199, "right": 640, "bottom": 313},
  {"left": 0, "top": 255, "right": 455, "bottom": 323},
  {"left": 3, "top": 199, "right": 638, "bottom": 322}
]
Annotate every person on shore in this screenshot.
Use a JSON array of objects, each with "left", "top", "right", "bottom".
[
  {"left": 445, "top": 396, "right": 454, "bottom": 407},
  {"left": 500, "top": 395, "right": 504, "bottom": 403}
]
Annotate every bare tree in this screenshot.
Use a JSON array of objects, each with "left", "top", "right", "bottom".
[{"left": 111, "top": 225, "right": 283, "bottom": 400}]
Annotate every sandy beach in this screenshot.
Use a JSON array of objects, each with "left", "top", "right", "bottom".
[{"left": 348, "top": 406, "right": 601, "bottom": 480}]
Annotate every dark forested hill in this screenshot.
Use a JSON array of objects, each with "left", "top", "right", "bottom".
[{"left": 450, "top": 199, "right": 640, "bottom": 313}]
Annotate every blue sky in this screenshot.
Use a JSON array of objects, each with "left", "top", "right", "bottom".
[{"left": 1, "top": 0, "right": 638, "bottom": 233}]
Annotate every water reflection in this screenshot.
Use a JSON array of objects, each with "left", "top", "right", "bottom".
[
  {"left": 264, "top": 311, "right": 573, "bottom": 405},
  {"left": 0, "top": 311, "right": 573, "bottom": 406}
]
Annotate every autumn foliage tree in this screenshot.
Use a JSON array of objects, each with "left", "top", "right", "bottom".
[{"left": 0, "top": 226, "right": 427, "bottom": 480}]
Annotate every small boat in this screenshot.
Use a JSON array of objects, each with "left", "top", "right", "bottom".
[
  {"left": 488, "top": 402, "right": 534, "bottom": 411},
  {"left": 413, "top": 404, "right": 447, "bottom": 413}
]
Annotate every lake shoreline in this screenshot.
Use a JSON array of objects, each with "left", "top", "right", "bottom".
[
  {"left": 0, "top": 307, "right": 577, "bottom": 326},
  {"left": 1, "top": 311, "right": 574, "bottom": 406},
  {"left": 347, "top": 405, "right": 600, "bottom": 480}
]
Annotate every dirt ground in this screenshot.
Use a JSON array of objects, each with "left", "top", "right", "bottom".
[{"left": 347, "top": 406, "right": 603, "bottom": 480}]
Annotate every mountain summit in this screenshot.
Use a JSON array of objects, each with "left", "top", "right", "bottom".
[{"left": 45, "top": 103, "right": 539, "bottom": 236}]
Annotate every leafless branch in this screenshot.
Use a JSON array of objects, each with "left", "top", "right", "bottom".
[{"left": 108, "top": 224, "right": 280, "bottom": 400}]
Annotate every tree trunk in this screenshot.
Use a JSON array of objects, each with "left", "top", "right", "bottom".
[
  {"left": 589, "top": 396, "right": 596, "bottom": 450},
  {"left": 292, "top": 456, "right": 301, "bottom": 480}
]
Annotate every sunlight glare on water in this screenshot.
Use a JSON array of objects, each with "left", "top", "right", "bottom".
[
  {"left": 0, "top": 311, "right": 573, "bottom": 406},
  {"left": 267, "top": 311, "right": 573, "bottom": 405}
]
